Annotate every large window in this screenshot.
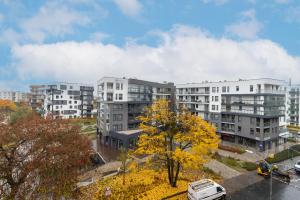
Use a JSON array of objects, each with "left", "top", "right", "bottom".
[
  {"left": 222, "top": 86, "right": 226, "bottom": 93},
  {"left": 250, "top": 85, "right": 253, "bottom": 92},
  {"left": 236, "top": 86, "right": 239, "bottom": 92}
]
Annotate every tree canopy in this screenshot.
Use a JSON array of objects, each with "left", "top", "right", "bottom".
[
  {"left": 134, "top": 99, "right": 219, "bottom": 187},
  {"left": 0, "top": 114, "right": 92, "bottom": 199}
]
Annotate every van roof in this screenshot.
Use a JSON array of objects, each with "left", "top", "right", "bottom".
[{"left": 190, "top": 179, "right": 215, "bottom": 192}]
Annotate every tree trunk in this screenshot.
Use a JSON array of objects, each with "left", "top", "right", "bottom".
[{"left": 172, "top": 162, "right": 181, "bottom": 187}]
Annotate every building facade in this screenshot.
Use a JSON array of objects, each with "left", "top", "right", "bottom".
[
  {"left": 96, "top": 77, "right": 175, "bottom": 149},
  {"left": 0, "top": 90, "right": 29, "bottom": 103},
  {"left": 287, "top": 85, "right": 300, "bottom": 126},
  {"left": 30, "top": 83, "right": 94, "bottom": 119},
  {"left": 176, "top": 78, "right": 287, "bottom": 151}
]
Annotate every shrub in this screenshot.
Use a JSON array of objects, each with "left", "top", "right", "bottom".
[
  {"left": 218, "top": 144, "right": 246, "bottom": 154},
  {"left": 241, "top": 162, "right": 257, "bottom": 171},
  {"left": 266, "top": 144, "right": 300, "bottom": 163}
]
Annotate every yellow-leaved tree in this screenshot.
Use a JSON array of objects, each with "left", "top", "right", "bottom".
[
  {"left": 134, "top": 99, "right": 219, "bottom": 187},
  {"left": 0, "top": 99, "right": 17, "bottom": 122}
]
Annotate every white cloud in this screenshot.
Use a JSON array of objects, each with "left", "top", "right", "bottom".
[
  {"left": 225, "top": 9, "right": 263, "bottom": 40},
  {"left": 10, "top": 25, "right": 300, "bottom": 86},
  {"left": 20, "top": 1, "right": 90, "bottom": 43},
  {"left": 113, "top": 0, "right": 142, "bottom": 17}
]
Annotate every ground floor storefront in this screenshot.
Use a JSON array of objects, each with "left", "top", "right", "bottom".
[{"left": 220, "top": 133, "right": 287, "bottom": 151}]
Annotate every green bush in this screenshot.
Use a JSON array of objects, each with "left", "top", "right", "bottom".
[
  {"left": 241, "top": 162, "right": 257, "bottom": 171},
  {"left": 266, "top": 144, "right": 300, "bottom": 163}
]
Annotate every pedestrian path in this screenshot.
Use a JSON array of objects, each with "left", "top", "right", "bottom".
[{"left": 204, "top": 159, "right": 241, "bottom": 179}]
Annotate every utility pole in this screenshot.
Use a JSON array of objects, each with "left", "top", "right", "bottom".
[{"left": 270, "top": 167, "right": 272, "bottom": 200}]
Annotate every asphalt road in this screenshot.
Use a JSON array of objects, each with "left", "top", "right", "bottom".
[{"left": 229, "top": 173, "right": 300, "bottom": 200}]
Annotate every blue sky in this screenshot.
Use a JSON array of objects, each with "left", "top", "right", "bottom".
[{"left": 0, "top": 0, "right": 300, "bottom": 91}]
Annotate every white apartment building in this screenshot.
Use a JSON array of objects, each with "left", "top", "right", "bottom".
[
  {"left": 30, "top": 83, "right": 94, "bottom": 119},
  {"left": 97, "top": 77, "right": 175, "bottom": 149},
  {"left": 0, "top": 90, "right": 29, "bottom": 103},
  {"left": 176, "top": 78, "right": 287, "bottom": 151}
]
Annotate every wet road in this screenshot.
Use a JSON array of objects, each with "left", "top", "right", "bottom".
[{"left": 229, "top": 173, "right": 300, "bottom": 200}]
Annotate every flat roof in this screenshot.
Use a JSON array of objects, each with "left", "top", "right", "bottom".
[{"left": 117, "top": 129, "right": 142, "bottom": 135}]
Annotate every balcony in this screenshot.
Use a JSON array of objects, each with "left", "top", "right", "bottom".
[{"left": 256, "top": 89, "right": 285, "bottom": 95}]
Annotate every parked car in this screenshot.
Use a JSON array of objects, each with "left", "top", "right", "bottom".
[
  {"left": 295, "top": 161, "right": 300, "bottom": 173},
  {"left": 188, "top": 179, "right": 226, "bottom": 200}
]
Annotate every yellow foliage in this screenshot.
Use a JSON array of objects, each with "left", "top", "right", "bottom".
[
  {"left": 134, "top": 99, "right": 219, "bottom": 186},
  {"left": 0, "top": 99, "right": 17, "bottom": 111},
  {"left": 91, "top": 169, "right": 188, "bottom": 200},
  {"left": 81, "top": 167, "right": 221, "bottom": 200}
]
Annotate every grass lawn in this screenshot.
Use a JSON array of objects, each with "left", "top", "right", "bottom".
[{"left": 213, "top": 153, "right": 257, "bottom": 172}]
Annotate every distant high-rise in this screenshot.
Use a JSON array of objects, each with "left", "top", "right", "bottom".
[{"left": 29, "top": 83, "right": 94, "bottom": 119}]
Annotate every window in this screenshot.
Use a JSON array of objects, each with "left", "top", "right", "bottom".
[
  {"left": 69, "top": 101, "right": 72, "bottom": 104},
  {"left": 222, "top": 86, "right": 226, "bottom": 93},
  {"left": 250, "top": 128, "right": 254, "bottom": 135},
  {"left": 212, "top": 105, "right": 215, "bottom": 110},
  {"left": 212, "top": 87, "right": 216, "bottom": 93},
  {"left": 212, "top": 96, "right": 214, "bottom": 101},
  {"left": 70, "top": 105, "right": 73, "bottom": 109},
  {"left": 215, "top": 96, "right": 219, "bottom": 102},
  {"left": 115, "top": 94, "right": 118, "bottom": 100},
  {"left": 70, "top": 96, "right": 72, "bottom": 99},
  {"left": 116, "top": 83, "right": 120, "bottom": 90},
  {"left": 119, "top": 94, "right": 123, "bottom": 100},
  {"left": 216, "top": 105, "right": 218, "bottom": 111},
  {"left": 113, "top": 114, "right": 123, "bottom": 121},
  {"left": 216, "top": 87, "right": 219, "bottom": 93},
  {"left": 60, "top": 85, "right": 67, "bottom": 90},
  {"left": 55, "top": 106, "right": 59, "bottom": 109},
  {"left": 227, "top": 86, "right": 230, "bottom": 92},
  {"left": 239, "top": 105, "right": 242, "bottom": 111},
  {"left": 56, "top": 95, "right": 59, "bottom": 99},
  {"left": 238, "top": 126, "right": 241, "bottom": 132},
  {"left": 236, "top": 86, "right": 239, "bottom": 91},
  {"left": 70, "top": 86, "right": 73, "bottom": 89},
  {"left": 74, "top": 101, "right": 77, "bottom": 104},
  {"left": 250, "top": 85, "right": 253, "bottom": 92}
]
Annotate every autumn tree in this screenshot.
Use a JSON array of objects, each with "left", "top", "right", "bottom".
[
  {"left": 0, "top": 114, "right": 92, "bottom": 199},
  {"left": 118, "top": 147, "right": 129, "bottom": 185},
  {"left": 0, "top": 99, "right": 17, "bottom": 122},
  {"left": 134, "top": 99, "right": 219, "bottom": 187}
]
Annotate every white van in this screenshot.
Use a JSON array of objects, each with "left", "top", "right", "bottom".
[{"left": 188, "top": 179, "right": 226, "bottom": 200}]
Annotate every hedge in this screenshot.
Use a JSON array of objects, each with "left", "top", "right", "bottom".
[{"left": 266, "top": 144, "right": 300, "bottom": 164}]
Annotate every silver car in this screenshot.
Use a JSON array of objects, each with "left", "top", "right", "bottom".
[{"left": 295, "top": 161, "right": 300, "bottom": 173}]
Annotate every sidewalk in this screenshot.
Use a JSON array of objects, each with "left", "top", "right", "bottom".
[{"left": 204, "top": 159, "right": 241, "bottom": 179}]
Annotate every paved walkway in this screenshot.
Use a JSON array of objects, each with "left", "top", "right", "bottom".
[{"left": 204, "top": 159, "right": 241, "bottom": 179}]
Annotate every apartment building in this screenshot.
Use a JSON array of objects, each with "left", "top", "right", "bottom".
[
  {"left": 97, "top": 77, "right": 175, "bottom": 149},
  {"left": 30, "top": 85, "right": 46, "bottom": 112},
  {"left": 30, "top": 83, "right": 94, "bottom": 119},
  {"left": 176, "top": 78, "right": 287, "bottom": 151},
  {"left": 286, "top": 85, "right": 300, "bottom": 126},
  {"left": 0, "top": 90, "right": 29, "bottom": 102}
]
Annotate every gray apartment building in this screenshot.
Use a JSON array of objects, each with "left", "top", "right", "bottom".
[
  {"left": 96, "top": 77, "right": 175, "bottom": 149},
  {"left": 176, "top": 78, "right": 287, "bottom": 151}
]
